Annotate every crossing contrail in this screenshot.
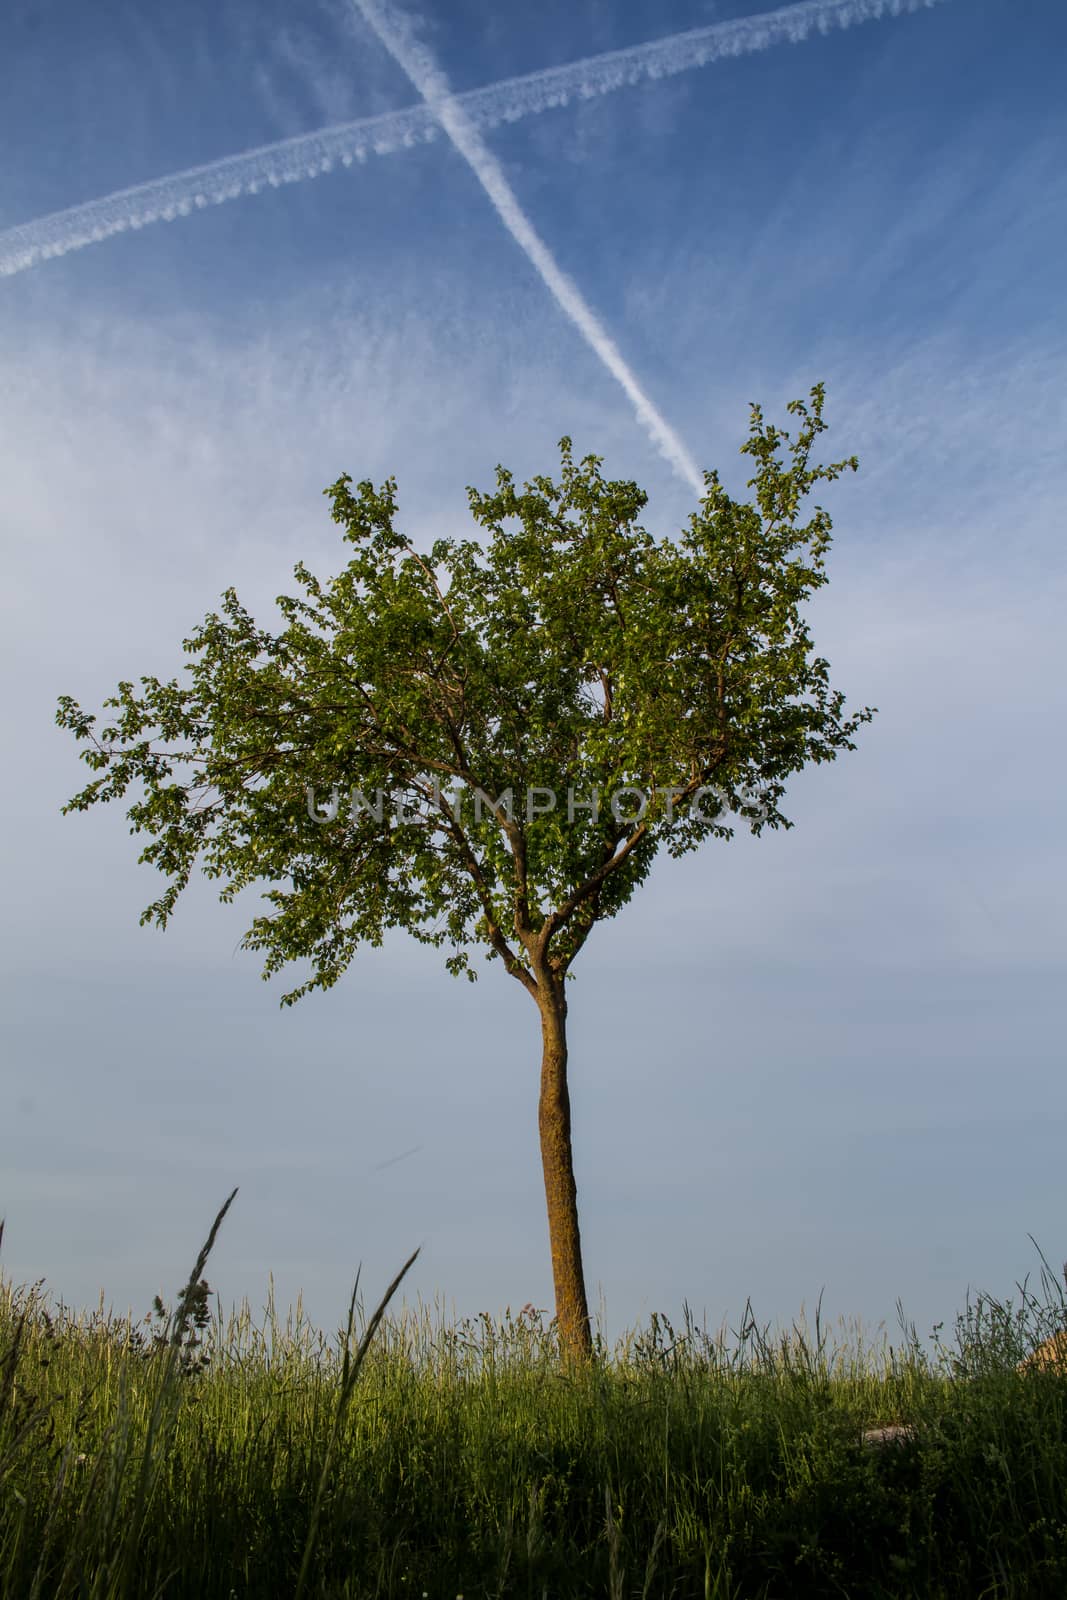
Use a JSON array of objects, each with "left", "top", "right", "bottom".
[
  {"left": 352, "top": 0, "right": 705, "bottom": 494},
  {"left": 0, "top": 0, "right": 953, "bottom": 282}
]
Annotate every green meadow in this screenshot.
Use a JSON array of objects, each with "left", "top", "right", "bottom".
[{"left": 2, "top": 1196, "right": 1066, "bottom": 1599}]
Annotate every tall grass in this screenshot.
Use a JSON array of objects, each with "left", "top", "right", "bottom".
[{"left": 2, "top": 1200, "right": 1066, "bottom": 1598}]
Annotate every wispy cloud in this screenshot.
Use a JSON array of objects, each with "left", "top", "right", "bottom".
[
  {"left": 255, "top": 19, "right": 367, "bottom": 134},
  {"left": 351, "top": 0, "right": 703, "bottom": 493},
  {"left": 0, "top": 0, "right": 958, "bottom": 281}
]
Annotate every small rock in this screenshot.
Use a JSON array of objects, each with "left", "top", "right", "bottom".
[
  {"left": 1017, "top": 1331, "right": 1067, "bottom": 1374},
  {"left": 861, "top": 1423, "right": 918, "bottom": 1449}
]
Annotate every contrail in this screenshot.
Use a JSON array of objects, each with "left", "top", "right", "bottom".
[
  {"left": 1, "top": 0, "right": 953, "bottom": 282},
  {"left": 370, "top": 1143, "right": 424, "bottom": 1173},
  {"left": 352, "top": 0, "right": 704, "bottom": 494}
]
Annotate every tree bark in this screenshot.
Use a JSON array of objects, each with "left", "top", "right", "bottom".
[{"left": 535, "top": 975, "right": 594, "bottom": 1368}]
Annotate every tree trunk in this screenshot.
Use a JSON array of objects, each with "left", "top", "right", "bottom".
[{"left": 535, "top": 976, "right": 594, "bottom": 1368}]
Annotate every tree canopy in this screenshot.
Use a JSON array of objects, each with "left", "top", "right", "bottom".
[{"left": 57, "top": 383, "right": 873, "bottom": 1007}]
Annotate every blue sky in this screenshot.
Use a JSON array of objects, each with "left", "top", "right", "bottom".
[{"left": 2, "top": 0, "right": 1065, "bottom": 1368}]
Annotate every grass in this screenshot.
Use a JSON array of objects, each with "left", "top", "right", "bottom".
[{"left": 2, "top": 1195, "right": 1066, "bottom": 1599}]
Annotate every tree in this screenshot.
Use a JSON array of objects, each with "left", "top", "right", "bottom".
[{"left": 57, "top": 384, "right": 875, "bottom": 1370}]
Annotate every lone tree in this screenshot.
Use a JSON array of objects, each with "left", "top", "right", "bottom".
[{"left": 58, "top": 384, "right": 875, "bottom": 1369}]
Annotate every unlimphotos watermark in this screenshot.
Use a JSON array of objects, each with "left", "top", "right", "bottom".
[{"left": 305, "top": 780, "right": 770, "bottom": 827}]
